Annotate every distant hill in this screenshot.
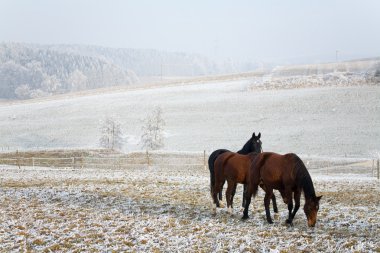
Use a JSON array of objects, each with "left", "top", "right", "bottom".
[
  {"left": 270, "top": 58, "right": 380, "bottom": 77},
  {"left": 0, "top": 43, "right": 248, "bottom": 99},
  {"left": 1, "top": 42, "right": 379, "bottom": 100},
  {"left": 42, "top": 44, "right": 220, "bottom": 77},
  {"left": 0, "top": 43, "right": 141, "bottom": 99}
]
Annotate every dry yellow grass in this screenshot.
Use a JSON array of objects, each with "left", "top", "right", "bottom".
[{"left": 0, "top": 162, "right": 379, "bottom": 252}]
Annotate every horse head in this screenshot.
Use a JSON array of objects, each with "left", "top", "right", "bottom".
[
  {"left": 251, "top": 132, "right": 262, "bottom": 153},
  {"left": 304, "top": 195, "right": 322, "bottom": 227}
]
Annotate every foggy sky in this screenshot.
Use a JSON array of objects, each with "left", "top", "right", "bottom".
[{"left": 1, "top": 0, "right": 380, "bottom": 64}]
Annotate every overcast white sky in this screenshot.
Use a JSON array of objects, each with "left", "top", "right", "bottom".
[{"left": 1, "top": 0, "right": 380, "bottom": 63}]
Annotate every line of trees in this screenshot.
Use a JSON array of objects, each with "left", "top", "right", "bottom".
[
  {"left": 0, "top": 43, "right": 138, "bottom": 99},
  {"left": 0, "top": 42, "right": 265, "bottom": 100}
]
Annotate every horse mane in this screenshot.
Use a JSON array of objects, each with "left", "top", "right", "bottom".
[
  {"left": 237, "top": 138, "right": 253, "bottom": 154},
  {"left": 293, "top": 155, "right": 316, "bottom": 199}
]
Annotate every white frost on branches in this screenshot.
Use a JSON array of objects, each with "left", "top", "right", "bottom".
[
  {"left": 140, "top": 106, "right": 166, "bottom": 150},
  {"left": 99, "top": 117, "right": 124, "bottom": 150}
]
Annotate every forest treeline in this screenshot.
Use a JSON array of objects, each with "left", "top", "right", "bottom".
[{"left": 0, "top": 43, "right": 251, "bottom": 99}]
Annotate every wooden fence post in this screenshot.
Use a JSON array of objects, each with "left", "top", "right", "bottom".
[
  {"left": 72, "top": 157, "right": 75, "bottom": 169},
  {"left": 204, "top": 150, "right": 206, "bottom": 170},
  {"left": 146, "top": 150, "right": 150, "bottom": 168},
  {"left": 32, "top": 157, "right": 35, "bottom": 169},
  {"left": 16, "top": 150, "right": 20, "bottom": 169},
  {"left": 373, "top": 159, "right": 375, "bottom": 177}
]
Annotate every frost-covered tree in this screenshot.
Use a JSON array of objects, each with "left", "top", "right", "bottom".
[
  {"left": 41, "top": 74, "right": 61, "bottom": 93},
  {"left": 140, "top": 106, "right": 166, "bottom": 150},
  {"left": 369, "top": 150, "right": 380, "bottom": 159},
  {"left": 67, "top": 70, "right": 88, "bottom": 91},
  {"left": 14, "top": 84, "right": 31, "bottom": 99},
  {"left": 99, "top": 117, "right": 124, "bottom": 150},
  {"left": 0, "top": 43, "right": 136, "bottom": 99}
]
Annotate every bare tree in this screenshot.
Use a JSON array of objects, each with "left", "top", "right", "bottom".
[
  {"left": 141, "top": 106, "right": 166, "bottom": 150},
  {"left": 99, "top": 117, "right": 123, "bottom": 150}
]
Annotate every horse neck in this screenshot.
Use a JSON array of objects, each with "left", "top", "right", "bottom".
[
  {"left": 295, "top": 157, "right": 316, "bottom": 200},
  {"left": 237, "top": 139, "right": 252, "bottom": 154},
  {"left": 302, "top": 173, "right": 316, "bottom": 200}
]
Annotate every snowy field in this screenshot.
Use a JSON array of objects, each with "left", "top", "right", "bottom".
[
  {"left": 0, "top": 78, "right": 379, "bottom": 157},
  {"left": 0, "top": 74, "right": 379, "bottom": 251},
  {"left": 0, "top": 161, "right": 379, "bottom": 252}
]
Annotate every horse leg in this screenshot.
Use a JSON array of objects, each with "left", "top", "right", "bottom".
[
  {"left": 242, "top": 184, "right": 247, "bottom": 208},
  {"left": 272, "top": 193, "right": 278, "bottom": 213},
  {"left": 218, "top": 181, "right": 225, "bottom": 208},
  {"left": 212, "top": 181, "right": 220, "bottom": 206},
  {"left": 225, "top": 180, "right": 235, "bottom": 214},
  {"left": 242, "top": 191, "right": 252, "bottom": 220},
  {"left": 260, "top": 182, "right": 278, "bottom": 213},
  {"left": 264, "top": 189, "right": 274, "bottom": 224},
  {"left": 211, "top": 180, "right": 222, "bottom": 215},
  {"left": 260, "top": 183, "right": 278, "bottom": 213},
  {"left": 290, "top": 189, "right": 301, "bottom": 221},
  {"left": 242, "top": 182, "right": 257, "bottom": 220},
  {"left": 219, "top": 180, "right": 225, "bottom": 201},
  {"left": 284, "top": 189, "right": 294, "bottom": 225},
  {"left": 230, "top": 182, "right": 237, "bottom": 209}
]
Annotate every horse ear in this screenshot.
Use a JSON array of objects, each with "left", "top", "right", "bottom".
[
  {"left": 257, "top": 132, "right": 261, "bottom": 139},
  {"left": 252, "top": 132, "right": 256, "bottom": 138}
]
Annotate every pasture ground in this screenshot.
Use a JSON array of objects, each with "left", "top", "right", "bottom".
[{"left": 0, "top": 159, "right": 379, "bottom": 252}]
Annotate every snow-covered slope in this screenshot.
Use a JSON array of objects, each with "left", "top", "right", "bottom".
[{"left": 0, "top": 78, "right": 379, "bottom": 157}]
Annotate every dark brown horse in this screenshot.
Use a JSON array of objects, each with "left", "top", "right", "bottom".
[
  {"left": 242, "top": 152, "right": 322, "bottom": 227},
  {"left": 211, "top": 152, "right": 278, "bottom": 214},
  {"left": 208, "top": 132, "right": 262, "bottom": 207}
]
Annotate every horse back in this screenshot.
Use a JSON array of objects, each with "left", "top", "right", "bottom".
[
  {"left": 253, "top": 152, "right": 299, "bottom": 189},
  {"left": 208, "top": 149, "right": 229, "bottom": 168},
  {"left": 214, "top": 151, "right": 253, "bottom": 183}
]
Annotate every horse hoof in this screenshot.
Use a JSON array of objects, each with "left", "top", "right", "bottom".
[
  {"left": 267, "top": 219, "right": 273, "bottom": 224},
  {"left": 286, "top": 219, "right": 294, "bottom": 226},
  {"left": 242, "top": 215, "right": 249, "bottom": 220},
  {"left": 274, "top": 209, "right": 278, "bottom": 213}
]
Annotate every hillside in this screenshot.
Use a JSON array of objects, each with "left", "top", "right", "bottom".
[
  {"left": 0, "top": 78, "right": 379, "bottom": 158},
  {"left": 1, "top": 42, "right": 379, "bottom": 100},
  {"left": 0, "top": 43, "right": 140, "bottom": 99},
  {"left": 0, "top": 43, "right": 253, "bottom": 100}
]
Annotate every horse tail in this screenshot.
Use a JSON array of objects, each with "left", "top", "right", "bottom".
[{"left": 208, "top": 149, "right": 228, "bottom": 195}]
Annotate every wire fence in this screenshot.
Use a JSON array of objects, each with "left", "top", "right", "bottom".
[
  {"left": 0, "top": 150, "right": 378, "bottom": 179},
  {"left": 0, "top": 150, "right": 208, "bottom": 170}
]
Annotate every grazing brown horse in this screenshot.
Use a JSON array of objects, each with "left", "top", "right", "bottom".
[
  {"left": 242, "top": 152, "right": 322, "bottom": 227},
  {"left": 211, "top": 152, "right": 278, "bottom": 214}
]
